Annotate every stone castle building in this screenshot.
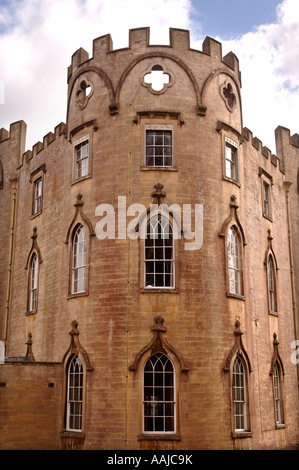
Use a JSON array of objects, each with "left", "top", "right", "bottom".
[{"left": 0, "top": 28, "right": 299, "bottom": 450}]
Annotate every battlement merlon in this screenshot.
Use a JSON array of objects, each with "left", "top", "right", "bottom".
[
  {"left": 0, "top": 120, "right": 27, "bottom": 169},
  {"left": 67, "top": 27, "right": 241, "bottom": 85},
  {"left": 275, "top": 125, "right": 299, "bottom": 178}
]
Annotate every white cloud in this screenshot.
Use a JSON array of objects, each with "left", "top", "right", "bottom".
[
  {"left": 215, "top": 0, "right": 299, "bottom": 151},
  {"left": 0, "top": 0, "right": 298, "bottom": 154},
  {"left": 0, "top": 0, "right": 192, "bottom": 149}
]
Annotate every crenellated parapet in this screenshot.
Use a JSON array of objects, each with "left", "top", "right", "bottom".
[
  {"left": 66, "top": 27, "right": 242, "bottom": 121},
  {"left": 21, "top": 122, "right": 66, "bottom": 167},
  {"left": 242, "top": 126, "right": 283, "bottom": 174}
]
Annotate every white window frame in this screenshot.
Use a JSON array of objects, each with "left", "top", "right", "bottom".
[
  {"left": 273, "top": 363, "right": 283, "bottom": 425},
  {"left": 225, "top": 137, "right": 238, "bottom": 182},
  {"left": 233, "top": 357, "right": 247, "bottom": 432},
  {"left": 144, "top": 214, "right": 175, "bottom": 289},
  {"left": 263, "top": 180, "right": 271, "bottom": 219},
  {"left": 73, "top": 135, "right": 89, "bottom": 181},
  {"left": 227, "top": 227, "right": 241, "bottom": 296},
  {"left": 145, "top": 125, "right": 173, "bottom": 168},
  {"left": 33, "top": 177, "right": 42, "bottom": 215},
  {"left": 66, "top": 355, "right": 84, "bottom": 432},
  {"left": 72, "top": 225, "right": 87, "bottom": 294},
  {"left": 143, "top": 353, "right": 176, "bottom": 434},
  {"left": 267, "top": 255, "right": 277, "bottom": 313},
  {"left": 29, "top": 253, "right": 38, "bottom": 312}
]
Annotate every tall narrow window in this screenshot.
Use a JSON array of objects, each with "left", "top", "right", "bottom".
[
  {"left": 273, "top": 363, "right": 283, "bottom": 425},
  {"left": 33, "top": 177, "right": 42, "bottom": 215},
  {"left": 225, "top": 138, "right": 238, "bottom": 182},
  {"left": 233, "top": 357, "right": 247, "bottom": 432},
  {"left": 268, "top": 255, "right": 277, "bottom": 313},
  {"left": 146, "top": 129, "right": 172, "bottom": 167},
  {"left": 227, "top": 227, "right": 241, "bottom": 295},
  {"left": 263, "top": 181, "right": 271, "bottom": 218},
  {"left": 66, "top": 355, "right": 83, "bottom": 432},
  {"left": 143, "top": 353, "right": 175, "bottom": 433},
  {"left": 72, "top": 225, "right": 87, "bottom": 294},
  {"left": 75, "top": 140, "right": 89, "bottom": 180},
  {"left": 145, "top": 215, "right": 174, "bottom": 289},
  {"left": 29, "top": 253, "right": 38, "bottom": 312}
]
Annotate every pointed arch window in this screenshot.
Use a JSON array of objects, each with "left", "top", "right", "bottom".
[
  {"left": 29, "top": 253, "right": 38, "bottom": 312},
  {"left": 143, "top": 353, "right": 175, "bottom": 433},
  {"left": 233, "top": 357, "right": 247, "bottom": 432},
  {"left": 270, "top": 333, "right": 285, "bottom": 428},
  {"left": 145, "top": 214, "right": 174, "bottom": 289},
  {"left": 267, "top": 255, "right": 277, "bottom": 313},
  {"left": 265, "top": 230, "right": 278, "bottom": 315},
  {"left": 224, "top": 321, "right": 252, "bottom": 437},
  {"left": 219, "top": 196, "right": 245, "bottom": 299},
  {"left": 62, "top": 320, "right": 93, "bottom": 441},
  {"left": 227, "top": 226, "right": 241, "bottom": 296},
  {"left": 25, "top": 227, "right": 42, "bottom": 315},
  {"left": 273, "top": 363, "right": 284, "bottom": 426},
  {"left": 72, "top": 225, "right": 87, "bottom": 294},
  {"left": 66, "top": 355, "right": 84, "bottom": 432}
]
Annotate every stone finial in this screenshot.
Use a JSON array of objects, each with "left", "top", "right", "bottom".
[
  {"left": 151, "top": 183, "right": 166, "bottom": 205},
  {"left": 25, "top": 333, "right": 35, "bottom": 361}
]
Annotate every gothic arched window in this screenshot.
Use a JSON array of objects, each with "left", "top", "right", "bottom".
[
  {"left": 66, "top": 355, "right": 84, "bottom": 432},
  {"left": 29, "top": 253, "right": 38, "bottom": 312},
  {"left": 267, "top": 255, "right": 277, "bottom": 313},
  {"left": 145, "top": 214, "right": 174, "bottom": 289},
  {"left": 227, "top": 226, "right": 242, "bottom": 296},
  {"left": 232, "top": 356, "right": 247, "bottom": 432},
  {"left": 143, "top": 353, "right": 175, "bottom": 433},
  {"left": 273, "top": 363, "right": 283, "bottom": 425},
  {"left": 72, "top": 225, "right": 87, "bottom": 294}
]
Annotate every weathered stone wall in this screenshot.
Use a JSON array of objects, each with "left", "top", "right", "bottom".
[
  {"left": 0, "top": 362, "right": 63, "bottom": 450},
  {"left": 0, "top": 27, "right": 298, "bottom": 450}
]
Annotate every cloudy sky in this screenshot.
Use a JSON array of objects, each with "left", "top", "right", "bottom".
[{"left": 0, "top": 0, "right": 298, "bottom": 152}]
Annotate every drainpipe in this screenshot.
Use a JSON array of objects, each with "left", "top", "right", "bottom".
[
  {"left": 4, "top": 178, "right": 18, "bottom": 356},
  {"left": 284, "top": 181, "right": 299, "bottom": 386}
]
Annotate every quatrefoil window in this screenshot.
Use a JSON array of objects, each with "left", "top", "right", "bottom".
[
  {"left": 76, "top": 79, "right": 93, "bottom": 109},
  {"left": 142, "top": 65, "right": 174, "bottom": 94},
  {"left": 220, "top": 79, "right": 237, "bottom": 112}
]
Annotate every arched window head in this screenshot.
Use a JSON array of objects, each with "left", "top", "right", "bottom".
[
  {"left": 145, "top": 214, "right": 174, "bottom": 289},
  {"left": 72, "top": 225, "right": 87, "bottom": 294},
  {"left": 267, "top": 255, "right": 277, "bottom": 313},
  {"left": 227, "top": 226, "right": 241, "bottom": 295},
  {"left": 143, "top": 353, "right": 175, "bottom": 433},
  {"left": 29, "top": 253, "right": 38, "bottom": 312},
  {"left": 66, "top": 355, "right": 83, "bottom": 432},
  {"left": 232, "top": 356, "right": 247, "bottom": 432}
]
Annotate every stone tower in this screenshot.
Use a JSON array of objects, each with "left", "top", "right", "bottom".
[{"left": 0, "top": 28, "right": 298, "bottom": 450}]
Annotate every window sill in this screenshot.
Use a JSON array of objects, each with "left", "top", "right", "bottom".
[
  {"left": 60, "top": 431, "right": 85, "bottom": 439},
  {"left": 232, "top": 431, "right": 252, "bottom": 439},
  {"left": 67, "top": 292, "right": 89, "bottom": 300},
  {"left": 263, "top": 213, "right": 273, "bottom": 222},
  {"left": 140, "top": 166, "right": 177, "bottom": 172},
  {"left": 71, "top": 174, "right": 92, "bottom": 186},
  {"left": 140, "top": 288, "right": 179, "bottom": 294},
  {"left": 275, "top": 423, "right": 285, "bottom": 429},
  {"left": 138, "top": 433, "right": 181, "bottom": 441},
  {"left": 31, "top": 211, "right": 42, "bottom": 219},
  {"left": 227, "top": 293, "right": 245, "bottom": 301},
  {"left": 25, "top": 310, "right": 37, "bottom": 316},
  {"left": 223, "top": 176, "right": 240, "bottom": 187},
  {"left": 269, "top": 310, "right": 278, "bottom": 317}
]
